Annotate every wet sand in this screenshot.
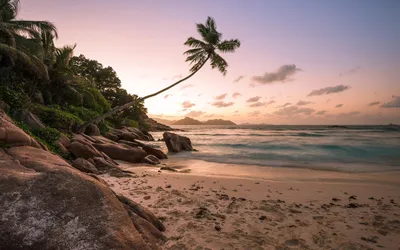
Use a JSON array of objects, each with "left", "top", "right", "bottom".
[{"left": 101, "top": 160, "right": 400, "bottom": 249}]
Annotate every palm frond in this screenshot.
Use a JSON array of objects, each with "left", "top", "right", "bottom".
[
  {"left": 184, "top": 37, "right": 206, "bottom": 48},
  {"left": 183, "top": 48, "right": 203, "bottom": 55},
  {"left": 185, "top": 50, "right": 206, "bottom": 64},
  {"left": 54, "top": 44, "right": 76, "bottom": 69},
  {"left": 0, "top": 0, "right": 20, "bottom": 21},
  {"left": 10, "top": 20, "right": 58, "bottom": 38},
  {"left": 196, "top": 23, "right": 209, "bottom": 41},
  {"left": 217, "top": 39, "right": 241, "bottom": 53},
  {"left": 0, "top": 27, "right": 15, "bottom": 47},
  {"left": 0, "top": 42, "right": 48, "bottom": 81},
  {"left": 205, "top": 16, "right": 217, "bottom": 32},
  {"left": 14, "top": 33, "right": 44, "bottom": 60},
  {"left": 189, "top": 55, "right": 207, "bottom": 73},
  {"left": 210, "top": 53, "right": 228, "bottom": 75}
]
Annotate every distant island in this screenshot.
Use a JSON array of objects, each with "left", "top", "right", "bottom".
[{"left": 153, "top": 117, "right": 236, "bottom": 126}]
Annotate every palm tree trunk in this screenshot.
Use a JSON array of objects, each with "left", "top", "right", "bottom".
[{"left": 75, "top": 56, "right": 210, "bottom": 133}]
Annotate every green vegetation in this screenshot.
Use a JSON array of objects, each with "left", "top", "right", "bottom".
[
  {"left": 1, "top": 1, "right": 240, "bottom": 151},
  {"left": 0, "top": 0, "right": 150, "bottom": 138}
]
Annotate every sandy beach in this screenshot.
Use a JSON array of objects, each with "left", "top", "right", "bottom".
[{"left": 100, "top": 160, "right": 400, "bottom": 250}]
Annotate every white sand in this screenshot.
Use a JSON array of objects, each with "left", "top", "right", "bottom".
[{"left": 101, "top": 160, "right": 400, "bottom": 250}]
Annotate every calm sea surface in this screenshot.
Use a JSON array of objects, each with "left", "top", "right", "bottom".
[{"left": 150, "top": 125, "right": 400, "bottom": 173}]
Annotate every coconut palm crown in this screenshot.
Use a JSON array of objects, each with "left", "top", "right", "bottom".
[{"left": 184, "top": 16, "right": 240, "bottom": 75}]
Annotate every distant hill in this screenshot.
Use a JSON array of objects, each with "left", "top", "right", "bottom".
[
  {"left": 172, "top": 117, "right": 203, "bottom": 125},
  {"left": 203, "top": 119, "right": 236, "bottom": 125},
  {"left": 151, "top": 118, "right": 176, "bottom": 125},
  {"left": 172, "top": 117, "right": 236, "bottom": 126}
]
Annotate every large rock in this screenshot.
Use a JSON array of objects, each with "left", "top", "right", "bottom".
[
  {"left": 110, "top": 127, "right": 154, "bottom": 142},
  {"left": 0, "top": 109, "right": 44, "bottom": 149},
  {"left": 67, "top": 141, "right": 103, "bottom": 159},
  {"left": 134, "top": 140, "right": 167, "bottom": 160},
  {"left": 84, "top": 124, "right": 101, "bottom": 136},
  {"left": 163, "top": 132, "right": 193, "bottom": 152},
  {"left": 0, "top": 100, "right": 10, "bottom": 112},
  {"left": 0, "top": 146, "right": 164, "bottom": 249},
  {"left": 142, "top": 155, "right": 160, "bottom": 165},
  {"left": 13, "top": 110, "right": 46, "bottom": 130},
  {"left": 93, "top": 143, "right": 147, "bottom": 163},
  {"left": 72, "top": 158, "right": 99, "bottom": 174}
]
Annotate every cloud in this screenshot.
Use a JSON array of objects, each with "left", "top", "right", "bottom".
[
  {"left": 265, "top": 100, "right": 276, "bottom": 106},
  {"left": 233, "top": 76, "right": 244, "bottom": 83},
  {"left": 232, "top": 92, "right": 241, "bottom": 98},
  {"left": 339, "top": 66, "right": 360, "bottom": 77},
  {"left": 249, "top": 102, "right": 265, "bottom": 108},
  {"left": 368, "top": 101, "right": 380, "bottom": 106},
  {"left": 180, "top": 84, "right": 193, "bottom": 90},
  {"left": 336, "top": 104, "right": 343, "bottom": 108},
  {"left": 186, "top": 111, "right": 205, "bottom": 117},
  {"left": 316, "top": 110, "right": 327, "bottom": 115},
  {"left": 234, "top": 110, "right": 239, "bottom": 113},
  {"left": 164, "top": 94, "right": 172, "bottom": 99},
  {"left": 274, "top": 106, "right": 315, "bottom": 116},
  {"left": 246, "top": 96, "right": 262, "bottom": 103},
  {"left": 215, "top": 93, "right": 227, "bottom": 100},
  {"left": 248, "top": 111, "right": 261, "bottom": 117},
  {"left": 381, "top": 96, "right": 400, "bottom": 108},
  {"left": 307, "top": 84, "right": 351, "bottom": 96},
  {"left": 297, "top": 100, "right": 314, "bottom": 106},
  {"left": 182, "top": 101, "right": 195, "bottom": 109},
  {"left": 204, "top": 114, "right": 215, "bottom": 118},
  {"left": 211, "top": 101, "right": 234, "bottom": 108},
  {"left": 251, "top": 64, "right": 301, "bottom": 84},
  {"left": 276, "top": 102, "right": 292, "bottom": 108}
]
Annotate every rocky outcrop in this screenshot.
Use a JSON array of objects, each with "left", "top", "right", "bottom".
[
  {"left": 163, "top": 132, "right": 193, "bottom": 152},
  {"left": 93, "top": 143, "right": 147, "bottom": 163},
  {"left": 134, "top": 140, "right": 168, "bottom": 159},
  {"left": 0, "top": 147, "right": 165, "bottom": 249},
  {"left": 72, "top": 158, "right": 99, "bottom": 174},
  {"left": 84, "top": 124, "right": 101, "bottom": 136},
  {"left": 13, "top": 110, "right": 46, "bottom": 130},
  {"left": 68, "top": 141, "right": 103, "bottom": 159},
  {"left": 142, "top": 155, "right": 161, "bottom": 165},
  {"left": 0, "top": 109, "right": 45, "bottom": 150},
  {"left": 145, "top": 117, "right": 173, "bottom": 132},
  {"left": 107, "top": 127, "right": 154, "bottom": 142}
]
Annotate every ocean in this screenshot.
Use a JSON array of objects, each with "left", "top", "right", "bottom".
[{"left": 150, "top": 125, "right": 400, "bottom": 173}]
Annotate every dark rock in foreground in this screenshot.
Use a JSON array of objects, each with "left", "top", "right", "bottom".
[
  {"left": 163, "top": 132, "right": 193, "bottom": 152},
  {"left": 0, "top": 147, "right": 165, "bottom": 249}
]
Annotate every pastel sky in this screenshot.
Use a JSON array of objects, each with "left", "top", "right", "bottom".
[{"left": 20, "top": 0, "right": 400, "bottom": 124}]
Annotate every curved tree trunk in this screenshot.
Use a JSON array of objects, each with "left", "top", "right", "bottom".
[{"left": 75, "top": 56, "right": 210, "bottom": 133}]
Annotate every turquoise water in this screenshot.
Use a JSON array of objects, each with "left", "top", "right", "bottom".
[{"left": 151, "top": 125, "right": 400, "bottom": 173}]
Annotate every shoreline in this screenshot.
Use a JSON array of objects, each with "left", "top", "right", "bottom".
[{"left": 101, "top": 160, "right": 400, "bottom": 249}]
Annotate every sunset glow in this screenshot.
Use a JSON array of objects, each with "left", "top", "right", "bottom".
[{"left": 20, "top": 0, "right": 400, "bottom": 124}]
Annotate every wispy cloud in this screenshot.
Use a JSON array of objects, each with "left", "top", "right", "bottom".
[
  {"left": 180, "top": 84, "right": 193, "bottom": 90},
  {"left": 276, "top": 102, "right": 292, "bottom": 108},
  {"left": 296, "top": 100, "right": 314, "bottom": 106},
  {"left": 368, "top": 101, "right": 380, "bottom": 106},
  {"left": 204, "top": 114, "right": 215, "bottom": 118},
  {"left": 182, "top": 101, "right": 195, "bottom": 108},
  {"left": 336, "top": 104, "right": 344, "bottom": 108},
  {"left": 339, "top": 66, "right": 360, "bottom": 77},
  {"left": 251, "top": 64, "right": 301, "bottom": 84},
  {"left": 186, "top": 110, "right": 205, "bottom": 117},
  {"left": 246, "top": 96, "right": 262, "bottom": 103},
  {"left": 316, "top": 110, "right": 327, "bottom": 115},
  {"left": 211, "top": 101, "right": 234, "bottom": 108},
  {"left": 248, "top": 111, "right": 261, "bottom": 117},
  {"left": 215, "top": 93, "right": 227, "bottom": 100},
  {"left": 232, "top": 92, "right": 241, "bottom": 98},
  {"left": 164, "top": 94, "right": 172, "bottom": 99},
  {"left": 274, "top": 106, "right": 315, "bottom": 116},
  {"left": 249, "top": 102, "right": 265, "bottom": 108},
  {"left": 265, "top": 100, "right": 276, "bottom": 106},
  {"left": 308, "top": 85, "right": 351, "bottom": 96},
  {"left": 381, "top": 96, "right": 400, "bottom": 108},
  {"left": 233, "top": 76, "right": 244, "bottom": 83}
]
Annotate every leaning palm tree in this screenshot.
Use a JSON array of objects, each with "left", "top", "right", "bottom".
[
  {"left": 76, "top": 16, "right": 240, "bottom": 133},
  {"left": 0, "top": 0, "right": 58, "bottom": 81}
]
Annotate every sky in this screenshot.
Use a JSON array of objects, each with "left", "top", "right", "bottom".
[{"left": 20, "top": 0, "right": 400, "bottom": 124}]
